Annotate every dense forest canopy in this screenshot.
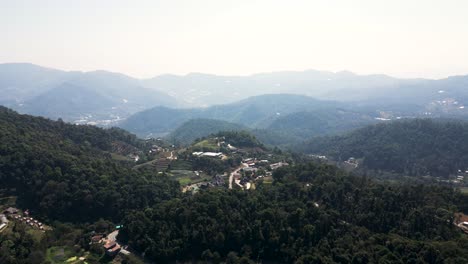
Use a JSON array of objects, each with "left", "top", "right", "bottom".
[
  {"left": 167, "top": 119, "right": 248, "bottom": 145},
  {"left": 0, "top": 106, "right": 179, "bottom": 222},
  {"left": 120, "top": 162, "right": 467, "bottom": 263},
  {"left": 301, "top": 119, "right": 468, "bottom": 177},
  {"left": 1, "top": 106, "right": 468, "bottom": 263}
]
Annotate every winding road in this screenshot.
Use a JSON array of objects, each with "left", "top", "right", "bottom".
[{"left": 229, "top": 163, "right": 247, "bottom": 189}]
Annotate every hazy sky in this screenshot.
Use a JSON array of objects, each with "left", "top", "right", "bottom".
[{"left": 1, "top": 0, "right": 468, "bottom": 79}]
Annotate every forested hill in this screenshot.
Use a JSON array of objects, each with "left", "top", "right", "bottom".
[
  {"left": 167, "top": 118, "right": 248, "bottom": 145},
  {"left": 302, "top": 119, "right": 468, "bottom": 177},
  {"left": 167, "top": 109, "right": 377, "bottom": 147},
  {"left": 2, "top": 106, "right": 468, "bottom": 263},
  {"left": 212, "top": 130, "right": 265, "bottom": 148},
  {"left": 118, "top": 94, "right": 376, "bottom": 139},
  {"left": 120, "top": 162, "right": 466, "bottom": 263},
  {"left": 0, "top": 106, "right": 179, "bottom": 222}
]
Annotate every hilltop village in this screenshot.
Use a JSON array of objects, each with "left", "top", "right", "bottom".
[
  {"left": 132, "top": 131, "right": 293, "bottom": 193},
  {"left": 0, "top": 129, "right": 294, "bottom": 263}
]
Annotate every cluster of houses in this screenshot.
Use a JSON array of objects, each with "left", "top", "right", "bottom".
[
  {"left": 242, "top": 158, "right": 289, "bottom": 171},
  {"left": 148, "top": 144, "right": 165, "bottom": 154},
  {"left": 89, "top": 230, "right": 130, "bottom": 257},
  {"left": 89, "top": 233, "right": 122, "bottom": 257},
  {"left": 455, "top": 169, "right": 468, "bottom": 184},
  {"left": 440, "top": 170, "right": 468, "bottom": 185},
  {"left": 309, "top": 154, "right": 328, "bottom": 160},
  {"left": 183, "top": 174, "right": 226, "bottom": 193},
  {"left": 15, "top": 215, "right": 45, "bottom": 230},
  {"left": 2, "top": 207, "right": 45, "bottom": 231},
  {"left": 104, "top": 240, "right": 122, "bottom": 257},
  {"left": 243, "top": 158, "right": 289, "bottom": 172},
  {"left": 232, "top": 158, "right": 290, "bottom": 190},
  {"left": 344, "top": 157, "right": 359, "bottom": 168}
]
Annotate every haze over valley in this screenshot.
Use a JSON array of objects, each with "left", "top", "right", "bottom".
[{"left": 3, "top": 1, "right": 468, "bottom": 263}]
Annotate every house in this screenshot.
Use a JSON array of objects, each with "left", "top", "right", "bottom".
[
  {"left": 199, "top": 183, "right": 210, "bottom": 190},
  {"left": 246, "top": 160, "right": 256, "bottom": 167},
  {"left": 270, "top": 162, "right": 289, "bottom": 170},
  {"left": 104, "top": 241, "right": 117, "bottom": 250},
  {"left": 0, "top": 214, "right": 8, "bottom": 225},
  {"left": 106, "top": 244, "right": 121, "bottom": 256},
  {"left": 227, "top": 144, "right": 237, "bottom": 151},
  {"left": 201, "top": 152, "right": 223, "bottom": 158},
  {"left": 3, "top": 207, "right": 19, "bottom": 214},
  {"left": 103, "top": 240, "right": 121, "bottom": 256},
  {"left": 211, "top": 175, "right": 225, "bottom": 186},
  {"left": 91, "top": 235, "right": 103, "bottom": 243},
  {"left": 128, "top": 154, "right": 140, "bottom": 162},
  {"left": 243, "top": 167, "right": 258, "bottom": 173},
  {"left": 239, "top": 178, "right": 249, "bottom": 185}
]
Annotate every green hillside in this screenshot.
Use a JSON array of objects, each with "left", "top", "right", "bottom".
[
  {"left": 0, "top": 106, "right": 179, "bottom": 222},
  {"left": 302, "top": 119, "right": 468, "bottom": 177},
  {"left": 119, "top": 94, "right": 365, "bottom": 137},
  {"left": 2, "top": 106, "right": 468, "bottom": 263},
  {"left": 120, "top": 162, "right": 467, "bottom": 263},
  {"left": 167, "top": 118, "right": 247, "bottom": 145}
]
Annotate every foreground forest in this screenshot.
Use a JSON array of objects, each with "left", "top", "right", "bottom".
[
  {"left": 120, "top": 163, "right": 468, "bottom": 263},
  {"left": 1, "top": 107, "right": 468, "bottom": 263}
]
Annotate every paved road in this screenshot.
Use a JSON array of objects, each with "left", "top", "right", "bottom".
[
  {"left": 229, "top": 163, "right": 247, "bottom": 189},
  {"left": 108, "top": 230, "right": 119, "bottom": 242}
]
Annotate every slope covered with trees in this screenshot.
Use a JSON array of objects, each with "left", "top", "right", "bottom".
[
  {"left": 167, "top": 119, "right": 248, "bottom": 145},
  {"left": 2, "top": 106, "right": 468, "bottom": 263},
  {"left": 266, "top": 109, "right": 376, "bottom": 140},
  {"left": 0, "top": 106, "right": 179, "bottom": 222},
  {"left": 167, "top": 109, "right": 377, "bottom": 147},
  {"left": 120, "top": 162, "right": 467, "bottom": 263},
  {"left": 119, "top": 94, "right": 376, "bottom": 138},
  {"left": 302, "top": 119, "right": 468, "bottom": 177}
]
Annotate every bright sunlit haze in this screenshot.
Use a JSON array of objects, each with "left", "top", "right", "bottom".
[{"left": 1, "top": 0, "right": 468, "bottom": 79}]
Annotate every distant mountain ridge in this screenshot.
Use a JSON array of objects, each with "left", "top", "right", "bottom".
[
  {"left": 3, "top": 62, "right": 468, "bottom": 134},
  {"left": 5, "top": 63, "right": 468, "bottom": 108},
  {"left": 142, "top": 70, "right": 411, "bottom": 106},
  {"left": 0, "top": 63, "right": 179, "bottom": 125}
]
